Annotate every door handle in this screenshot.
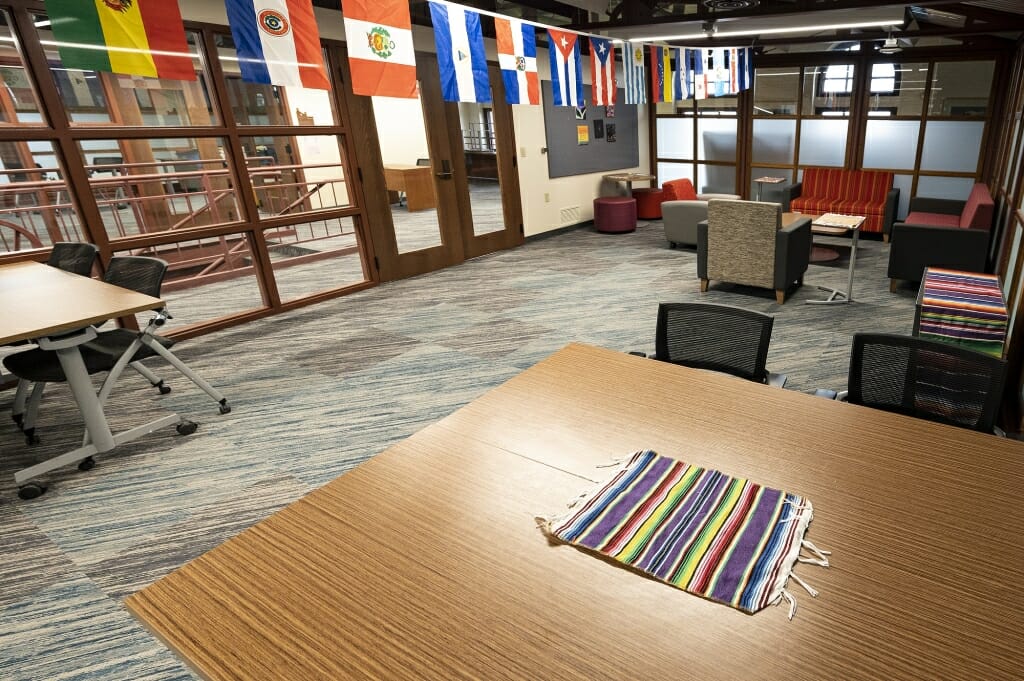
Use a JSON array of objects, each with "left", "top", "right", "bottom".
[{"left": 436, "top": 159, "right": 453, "bottom": 180}]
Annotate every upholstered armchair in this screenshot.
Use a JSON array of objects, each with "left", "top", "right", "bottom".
[
  {"left": 661, "top": 179, "right": 741, "bottom": 247},
  {"left": 697, "top": 200, "right": 812, "bottom": 304}
]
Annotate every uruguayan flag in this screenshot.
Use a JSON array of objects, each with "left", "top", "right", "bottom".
[
  {"left": 428, "top": 1, "right": 490, "bottom": 103},
  {"left": 623, "top": 42, "right": 646, "bottom": 104}
]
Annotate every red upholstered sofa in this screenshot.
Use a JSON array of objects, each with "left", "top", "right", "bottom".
[
  {"left": 886, "top": 183, "right": 994, "bottom": 290},
  {"left": 788, "top": 168, "right": 900, "bottom": 234}
]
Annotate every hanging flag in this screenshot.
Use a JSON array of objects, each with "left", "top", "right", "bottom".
[
  {"left": 44, "top": 0, "right": 195, "bottom": 80},
  {"left": 649, "top": 45, "right": 673, "bottom": 103},
  {"left": 738, "top": 47, "right": 753, "bottom": 92},
  {"left": 343, "top": 0, "right": 417, "bottom": 98},
  {"left": 589, "top": 37, "right": 615, "bottom": 106},
  {"left": 428, "top": 1, "right": 489, "bottom": 103},
  {"left": 225, "top": 0, "right": 329, "bottom": 89},
  {"left": 728, "top": 48, "right": 739, "bottom": 94},
  {"left": 495, "top": 18, "right": 538, "bottom": 105},
  {"left": 547, "top": 29, "right": 583, "bottom": 107},
  {"left": 674, "top": 47, "right": 690, "bottom": 100},
  {"left": 711, "top": 48, "right": 730, "bottom": 97},
  {"left": 622, "top": 41, "right": 646, "bottom": 104},
  {"left": 693, "top": 48, "right": 707, "bottom": 100}
]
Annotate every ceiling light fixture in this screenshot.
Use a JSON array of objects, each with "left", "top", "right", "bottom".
[
  {"left": 635, "top": 19, "right": 903, "bottom": 43},
  {"left": 879, "top": 28, "right": 902, "bottom": 54}
]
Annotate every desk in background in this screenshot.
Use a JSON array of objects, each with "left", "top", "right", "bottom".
[
  {"left": 383, "top": 164, "right": 436, "bottom": 212},
  {"left": 0, "top": 261, "right": 188, "bottom": 498},
  {"left": 127, "top": 343, "right": 1024, "bottom": 680}
]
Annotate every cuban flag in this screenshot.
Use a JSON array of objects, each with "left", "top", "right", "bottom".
[
  {"left": 693, "top": 48, "right": 707, "bottom": 100},
  {"left": 589, "top": 37, "right": 615, "bottom": 106},
  {"left": 547, "top": 29, "right": 582, "bottom": 107},
  {"left": 495, "top": 17, "right": 538, "bottom": 105},
  {"left": 225, "top": 0, "right": 329, "bottom": 90},
  {"left": 428, "top": 1, "right": 490, "bottom": 103},
  {"left": 622, "top": 41, "right": 645, "bottom": 104}
]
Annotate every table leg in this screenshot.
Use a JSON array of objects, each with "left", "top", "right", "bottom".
[
  {"left": 845, "top": 228, "right": 859, "bottom": 302},
  {"left": 806, "top": 227, "right": 858, "bottom": 305},
  {"left": 55, "top": 346, "right": 116, "bottom": 452},
  {"left": 756, "top": 181, "right": 763, "bottom": 201},
  {"left": 624, "top": 180, "right": 633, "bottom": 196}
]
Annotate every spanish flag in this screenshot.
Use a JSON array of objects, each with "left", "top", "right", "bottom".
[{"left": 45, "top": 0, "right": 195, "bottom": 80}]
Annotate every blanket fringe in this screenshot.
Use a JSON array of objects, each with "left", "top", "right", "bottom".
[{"left": 779, "top": 589, "right": 797, "bottom": 620}]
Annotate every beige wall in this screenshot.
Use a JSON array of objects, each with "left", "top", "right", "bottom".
[{"left": 177, "top": 0, "right": 649, "bottom": 237}]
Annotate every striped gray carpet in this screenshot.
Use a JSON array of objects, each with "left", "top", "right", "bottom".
[{"left": 0, "top": 220, "right": 917, "bottom": 680}]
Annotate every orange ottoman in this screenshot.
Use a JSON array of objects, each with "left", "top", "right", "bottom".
[
  {"left": 594, "top": 197, "right": 637, "bottom": 233},
  {"left": 632, "top": 188, "right": 665, "bottom": 219}
]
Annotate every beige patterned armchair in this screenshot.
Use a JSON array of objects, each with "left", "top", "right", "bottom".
[{"left": 697, "top": 200, "right": 812, "bottom": 304}]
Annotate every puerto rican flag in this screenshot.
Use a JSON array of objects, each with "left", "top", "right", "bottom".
[
  {"left": 589, "top": 37, "right": 615, "bottom": 106},
  {"left": 428, "top": 1, "right": 490, "bottom": 103},
  {"left": 343, "top": 0, "right": 417, "bottom": 98},
  {"left": 495, "top": 17, "right": 538, "bottom": 105},
  {"left": 547, "top": 29, "right": 582, "bottom": 107},
  {"left": 225, "top": 0, "right": 329, "bottom": 89}
]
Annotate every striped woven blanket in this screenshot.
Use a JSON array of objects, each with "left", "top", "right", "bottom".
[
  {"left": 542, "top": 450, "right": 823, "bottom": 617},
  {"left": 919, "top": 268, "right": 1007, "bottom": 358}
]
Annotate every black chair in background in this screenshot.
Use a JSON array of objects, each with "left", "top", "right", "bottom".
[
  {"left": 847, "top": 333, "right": 1006, "bottom": 433},
  {"left": 47, "top": 241, "right": 99, "bottom": 276},
  {"left": 650, "top": 302, "right": 787, "bottom": 387},
  {"left": 5, "top": 256, "right": 229, "bottom": 448}
]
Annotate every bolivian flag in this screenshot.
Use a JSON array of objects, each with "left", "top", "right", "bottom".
[{"left": 46, "top": 0, "right": 195, "bottom": 80}]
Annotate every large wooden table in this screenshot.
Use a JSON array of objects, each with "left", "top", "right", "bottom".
[
  {"left": 0, "top": 261, "right": 179, "bottom": 496},
  {"left": 127, "top": 344, "right": 1024, "bottom": 680}
]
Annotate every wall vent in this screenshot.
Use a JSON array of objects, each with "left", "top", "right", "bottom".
[{"left": 559, "top": 205, "right": 581, "bottom": 225}]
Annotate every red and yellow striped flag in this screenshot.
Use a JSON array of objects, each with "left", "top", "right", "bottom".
[{"left": 45, "top": 0, "right": 195, "bottom": 80}]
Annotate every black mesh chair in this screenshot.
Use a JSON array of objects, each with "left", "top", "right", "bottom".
[
  {"left": 47, "top": 242, "right": 99, "bottom": 276},
  {"left": 847, "top": 333, "right": 1006, "bottom": 433},
  {"left": 5, "top": 256, "right": 229, "bottom": 445},
  {"left": 652, "top": 302, "right": 787, "bottom": 387}
]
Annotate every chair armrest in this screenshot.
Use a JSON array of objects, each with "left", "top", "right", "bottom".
[
  {"left": 663, "top": 201, "right": 711, "bottom": 246},
  {"left": 761, "top": 182, "right": 802, "bottom": 210},
  {"left": 882, "top": 188, "right": 900, "bottom": 236},
  {"left": 697, "top": 193, "right": 740, "bottom": 201},
  {"left": 907, "top": 196, "right": 965, "bottom": 215},
  {"left": 887, "top": 223, "right": 990, "bottom": 281},
  {"left": 697, "top": 220, "right": 710, "bottom": 278},
  {"left": 774, "top": 217, "right": 812, "bottom": 290}
]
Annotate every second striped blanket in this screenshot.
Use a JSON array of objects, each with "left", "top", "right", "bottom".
[{"left": 540, "top": 449, "right": 826, "bottom": 617}]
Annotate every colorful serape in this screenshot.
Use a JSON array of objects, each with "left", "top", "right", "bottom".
[
  {"left": 919, "top": 268, "right": 1007, "bottom": 358},
  {"left": 542, "top": 450, "right": 821, "bottom": 616}
]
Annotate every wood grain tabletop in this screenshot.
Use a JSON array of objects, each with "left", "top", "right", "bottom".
[{"left": 126, "top": 343, "right": 1024, "bottom": 680}]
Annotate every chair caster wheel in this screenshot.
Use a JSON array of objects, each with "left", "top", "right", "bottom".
[
  {"left": 18, "top": 483, "right": 46, "bottom": 500},
  {"left": 24, "top": 429, "right": 39, "bottom": 445},
  {"left": 12, "top": 413, "right": 23, "bottom": 429},
  {"left": 176, "top": 420, "right": 198, "bottom": 436},
  {"left": 77, "top": 456, "right": 96, "bottom": 472},
  {"left": 156, "top": 383, "right": 171, "bottom": 395},
  {"left": 218, "top": 400, "right": 231, "bottom": 415}
]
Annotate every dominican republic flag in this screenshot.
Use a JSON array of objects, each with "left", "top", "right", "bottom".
[
  {"left": 495, "top": 18, "right": 538, "bottom": 105},
  {"left": 428, "top": 1, "right": 490, "bottom": 103},
  {"left": 675, "top": 48, "right": 690, "bottom": 100},
  {"left": 650, "top": 45, "right": 673, "bottom": 102},
  {"left": 225, "top": 0, "right": 329, "bottom": 89},
  {"left": 693, "top": 48, "right": 707, "bottom": 100},
  {"left": 622, "top": 42, "right": 645, "bottom": 104},
  {"left": 589, "top": 37, "right": 615, "bottom": 106},
  {"left": 547, "top": 29, "right": 582, "bottom": 107},
  {"left": 343, "top": 0, "right": 417, "bottom": 98}
]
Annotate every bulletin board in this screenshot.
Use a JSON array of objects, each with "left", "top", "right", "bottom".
[{"left": 542, "top": 85, "right": 639, "bottom": 178}]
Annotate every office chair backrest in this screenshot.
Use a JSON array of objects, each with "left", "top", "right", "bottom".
[
  {"left": 848, "top": 333, "right": 1006, "bottom": 432},
  {"left": 655, "top": 302, "right": 773, "bottom": 383},
  {"left": 47, "top": 242, "right": 99, "bottom": 277},
  {"left": 104, "top": 255, "right": 168, "bottom": 299}
]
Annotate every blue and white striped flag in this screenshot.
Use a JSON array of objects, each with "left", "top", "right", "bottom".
[
  {"left": 623, "top": 41, "right": 646, "bottom": 104},
  {"left": 674, "top": 47, "right": 689, "bottom": 100},
  {"left": 428, "top": 1, "right": 490, "bottom": 103}
]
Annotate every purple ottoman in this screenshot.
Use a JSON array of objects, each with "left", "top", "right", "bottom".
[{"left": 594, "top": 196, "right": 637, "bottom": 233}]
